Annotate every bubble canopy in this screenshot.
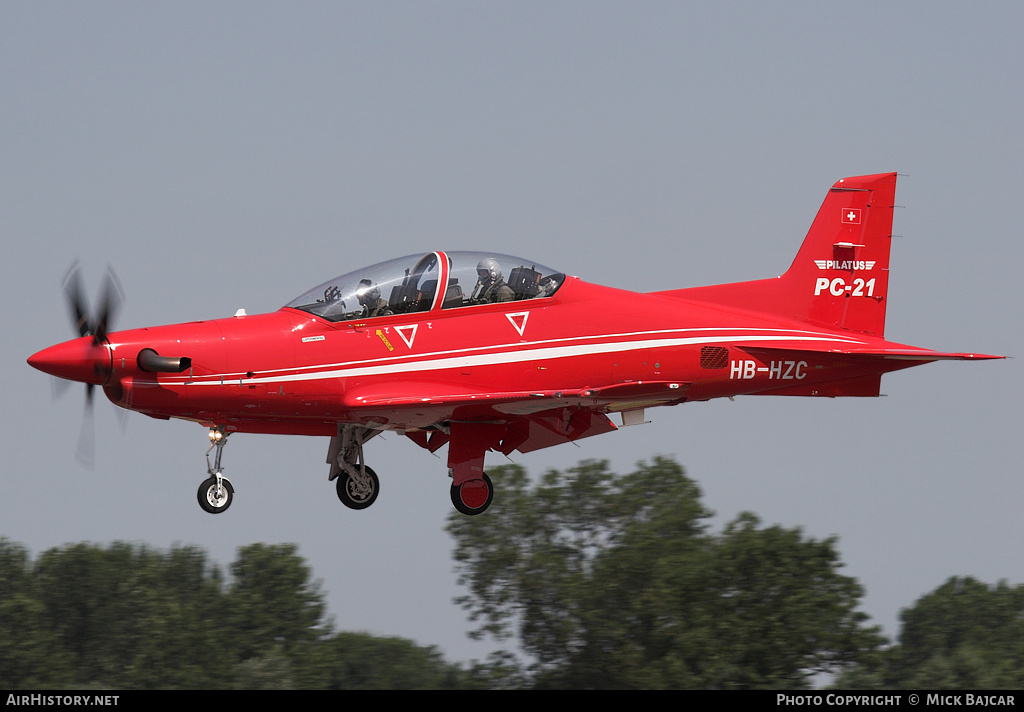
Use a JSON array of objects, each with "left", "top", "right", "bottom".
[{"left": 285, "top": 251, "right": 566, "bottom": 322}]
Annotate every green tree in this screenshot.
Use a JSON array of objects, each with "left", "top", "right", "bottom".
[
  {"left": 227, "top": 543, "right": 329, "bottom": 687},
  {"left": 836, "top": 576, "right": 1024, "bottom": 689},
  {"left": 32, "top": 542, "right": 146, "bottom": 686},
  {"left": 314, "top": 632, "right": 471, "bottom": 689},
  {"left": 0, "top": 538, "right": 481, "bottom": 689},
  {"left": 115, "top": 545, "right": 231, "bottom": 688},
  {"left": 697, "top": 512, "right": 877, "bottom": 688},
  {"left": 30, "top": 542, "right": 231, "bottom": 688},
  {"left": 447, "top": 457, "right": 883, "bottom": 689},
  {"left": 0, "top": 539, "right": 74, "bottom": 687}
]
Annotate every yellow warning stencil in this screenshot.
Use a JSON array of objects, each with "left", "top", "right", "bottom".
[{"left": 376, "top": 329, "right": 394, "bottom": 352}]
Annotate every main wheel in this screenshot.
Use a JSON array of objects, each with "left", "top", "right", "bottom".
[
  {"left": 198, "top": 476, "right": 234, "bottom": 514},
  {"left": 336, "top": 466, "right": 379, "bottom": 510},
  {"left": 451, "top": 473, "right": 494, "bottom": 515}
]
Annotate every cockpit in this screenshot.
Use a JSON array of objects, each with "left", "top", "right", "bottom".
[{"left": 285, "top": 251, "right": 566, "bottom": 323}]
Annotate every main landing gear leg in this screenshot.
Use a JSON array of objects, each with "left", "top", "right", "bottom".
[
  {"left": 198, "top": 426, "right": 234, "bottom": 514},
  {"left": 447, "top": 421, "right": 501, "bottom": 516},
  {"left": 328, "top": 425, "right": 380, "bottom": 510}
]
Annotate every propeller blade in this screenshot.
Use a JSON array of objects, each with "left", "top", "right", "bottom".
[
  {"left": 60, "top": 261, "right": 123, "bottom": 344},
  {"left": 76, "top": 387, "right": 96, "bottom": 469},
  {"left": 52, "top": 262, "right": 128, "bottom": 468},
  {"left": 93, "top": 266, "right": 124, "bottom": 344},
  {"left": 112, "top": 397, "right": 129, "bottom": 432},
  {"left": 49, "top": 374, "right": 73, "bottom": 400},
  {"left": 62, "top": 261, "right": 91, "bottom": 338}
]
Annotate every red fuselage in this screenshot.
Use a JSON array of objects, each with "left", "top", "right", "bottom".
[
  {"left": 28, "top": 174, "right": 1002, "bottom": 514},
  {"left": 29, "top": 273, "right": 970, "bottom": 436}
]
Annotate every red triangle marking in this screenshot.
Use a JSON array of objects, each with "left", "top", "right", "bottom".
[
  {"left": 395, "top": 324, "right": 418, "bottom": 348},
  {"left": 506, "top": 311, "right": 529, "bottom": 336}
]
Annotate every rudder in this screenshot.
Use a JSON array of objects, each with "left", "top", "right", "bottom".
[{"left": 780, "top": 172, "right": 896, "bottom": 336}]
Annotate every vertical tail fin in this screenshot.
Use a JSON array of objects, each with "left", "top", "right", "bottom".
[
  {"left": 780, "top": 172, "right": 896, "bottom": 336},
  {"left": 664, "top": 172, "right": 898, "bottom": 336}
]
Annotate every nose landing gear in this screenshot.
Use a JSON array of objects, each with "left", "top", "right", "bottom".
[{"left": 198, "top": 427, "right": 234, "bottom": 514}]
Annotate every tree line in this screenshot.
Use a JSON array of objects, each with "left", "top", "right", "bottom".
[
  {"left": 1, "top": 457, "right": 1021, "bottom": 689},
  {"left": 0, "top": 540, "right": 470, "bottom": 689}
]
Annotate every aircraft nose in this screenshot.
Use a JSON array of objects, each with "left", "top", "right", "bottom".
[{"left": 27, "top": 337, "right": 111, "bottom": 385}]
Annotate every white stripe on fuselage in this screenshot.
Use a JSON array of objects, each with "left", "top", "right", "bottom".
[{"left": 176, "top": 327, "right": 866, "bottom": 387}]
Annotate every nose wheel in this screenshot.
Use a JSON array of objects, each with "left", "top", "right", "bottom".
[
  {"left": 198, "top": 476, "right": 234, "bottom": 513},
  {"left": 198, "top": 427, "right": 234, "bottom": 514}
]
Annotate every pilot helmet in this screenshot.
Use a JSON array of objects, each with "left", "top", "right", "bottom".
[
  {"left": 356, "top": 279, "right": 380, "bottom": 306},
  {"left": 476, "top": 257, "right": 502, "bottom": 285}
]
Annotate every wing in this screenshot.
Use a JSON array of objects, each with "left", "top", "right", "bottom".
[{"left": 344, "top": 380, "right": 690, "bottom": 481}]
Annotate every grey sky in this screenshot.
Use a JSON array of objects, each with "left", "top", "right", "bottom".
[{"left": 3, "top": 2, "right": 1021, "bottom": 665}]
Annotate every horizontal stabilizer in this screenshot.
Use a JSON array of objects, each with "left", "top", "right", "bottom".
[
  {"left": 736, "top": 343, "right": 1004, "bottom": 362},
  {"left": 734, "top": 343, "right": 1002, "bottom": 397}
]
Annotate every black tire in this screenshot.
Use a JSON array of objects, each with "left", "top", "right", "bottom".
[
  {"left": 450, "top": 472, "right": 494, "bottom": 515},
  {"left": 198, "top": 476, "right": 234, "bottom": 514},
  {"left": 336, "top": 466, "right": 379, "bottom": 510}
]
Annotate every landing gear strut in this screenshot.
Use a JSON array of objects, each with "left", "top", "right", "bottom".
[
  {"left": 328, "top": 425, "right": 381, "bottom": 510},
  {"left": 198, "top": 426, "right": 234, "bottom": 514}
]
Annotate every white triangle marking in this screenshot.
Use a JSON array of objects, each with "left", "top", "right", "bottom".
[
  {"left": 395, "top": 324, "right": 418, "bottom": 348},
  {"left": 506, "top": 311, "right": 529, "bottom": 336}
]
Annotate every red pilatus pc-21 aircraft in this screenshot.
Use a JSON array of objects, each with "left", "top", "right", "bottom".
[{"left": 29, "top": 172, "right": 1001, "bottom": 516}]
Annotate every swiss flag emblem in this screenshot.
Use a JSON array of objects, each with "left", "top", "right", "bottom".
[{"left": 841, "top": 208, "right": 862, "bottom": 224}]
